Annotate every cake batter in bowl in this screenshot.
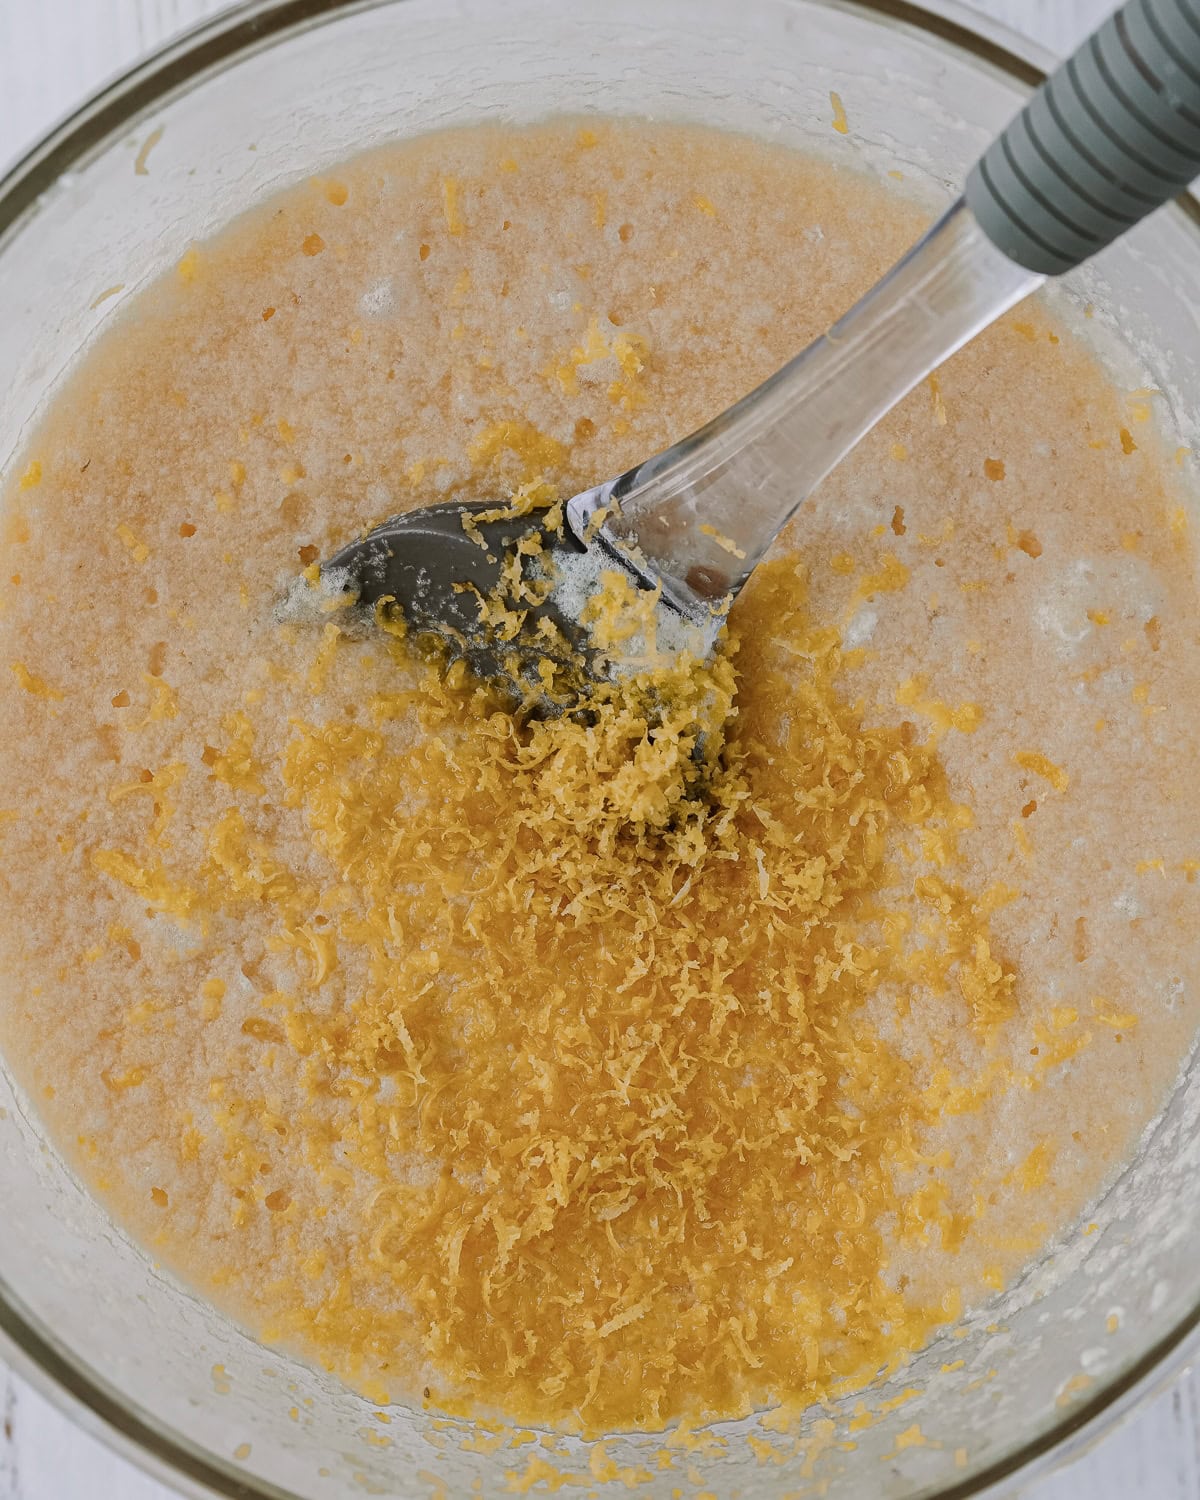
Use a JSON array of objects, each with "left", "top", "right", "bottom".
[{"left": 1, "top": 2, "right": 1199, "bottom": 1496}]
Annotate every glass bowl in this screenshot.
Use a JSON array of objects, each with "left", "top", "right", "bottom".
[{"left": 1, "top": 1, "right": 1199, "bottom": 1496}]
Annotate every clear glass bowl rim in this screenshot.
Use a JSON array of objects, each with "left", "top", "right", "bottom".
[{"left": 1, "top": 2, "right": 1198, "bottom": 1497}]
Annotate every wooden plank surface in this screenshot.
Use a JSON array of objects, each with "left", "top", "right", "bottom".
[{"left": 0, "top": 0, "right": 1196, "bottom": 1495}]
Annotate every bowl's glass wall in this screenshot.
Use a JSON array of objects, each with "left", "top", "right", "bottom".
[{"left": 1, "top": 2, "right": 1198, "bottom": 1497}]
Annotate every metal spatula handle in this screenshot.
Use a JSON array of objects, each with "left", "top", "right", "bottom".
[{"left": 967, "top": 0, "right": 1200, "bottom": 273}]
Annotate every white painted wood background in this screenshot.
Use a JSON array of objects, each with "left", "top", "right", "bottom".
[{"left": 0, "top": 0, "right": 1197, "bottom": 1495}]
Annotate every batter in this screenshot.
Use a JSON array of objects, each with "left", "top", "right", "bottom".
[{"left": 0, "top": 118, "right": 1197, "bottom": 1436}]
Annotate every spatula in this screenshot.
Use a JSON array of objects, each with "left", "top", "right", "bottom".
[{"left": 310, "top": 0, "right": 1200, "bottom": 697}]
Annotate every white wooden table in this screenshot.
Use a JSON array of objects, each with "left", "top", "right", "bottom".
[{"left": 0, "top": 0, "right": 1197, "bottom": 1496}]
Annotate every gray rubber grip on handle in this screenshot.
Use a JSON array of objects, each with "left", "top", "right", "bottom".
[{"left": 965, "top": 0, "right": 1200, "bottom": 275}]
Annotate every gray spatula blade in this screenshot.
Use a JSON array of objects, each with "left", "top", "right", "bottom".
[{"left": 314, "top": 501, "right": 593, "bottom": 693}]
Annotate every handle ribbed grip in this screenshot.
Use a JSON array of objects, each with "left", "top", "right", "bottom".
[{"left": 966, "top": 0, "right": 1200, "bottom": 274}]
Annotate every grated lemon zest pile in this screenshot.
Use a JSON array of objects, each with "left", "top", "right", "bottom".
[{"left": 88, "top": 525, "right": 1023, "bottom": 1433}]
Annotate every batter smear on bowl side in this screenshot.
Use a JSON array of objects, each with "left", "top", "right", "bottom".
[{"left": 0, "top": 119, "right": 1198, "bottom": 1434}]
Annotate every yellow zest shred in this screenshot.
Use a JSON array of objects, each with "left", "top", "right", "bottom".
[
  {"left": 1013, "top": 1141, "right": 1053, "bottom": 1191},
  {"left": 895, "top": 676, "right": 983, "bottom": 739},
  {"left": 143, "top": 673, "right": 180, "bottom": 724},
  {"left": 467, "top": 421, "right": 567, "bottom": 482},
  {"left": 90, "top": 848, "right": 197, "bottom": 921},
  {"left": 544, "top": 315, "right": 652, "bottom": 413},
  {"left": 11, "top": 661, "right": 63, "bottom": 700},
  {"left": 850, "top": 554, "right": 910, "bottom": 611},
  {"left": 928, "top": 374, "right": 948, "bottom": 426},
  {"left": 116, "top": 523, "right": 150, "bottom": 564},
  {"left": 1013, "top": 750, "right": 1068, "bottom": 793},
  {"left": 441, "top": 177, "right": 465, "bottom": 236},
  {"left": 176, "top": 247, "right": 202, "bottom": 284},
  {"left": 1091, "top": 995, "right": 1139, "bottom": 1030},
  {"left": 698, "top": 524, "right": 747, "bottom": 559},
  {"left": 133, "top": 126, "right": 164, "bottom": 176},
  {"left": 204, "top": 710, "right": 268, "bottom": 796}
]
